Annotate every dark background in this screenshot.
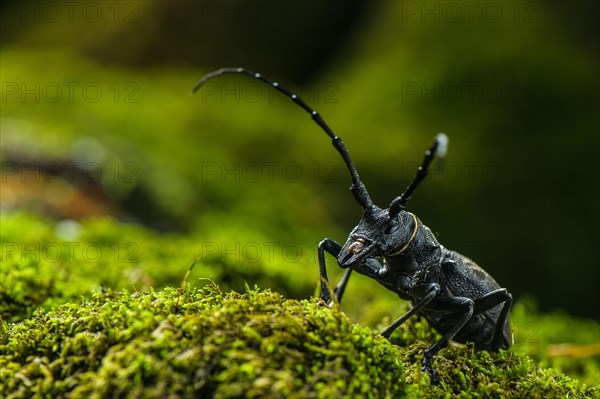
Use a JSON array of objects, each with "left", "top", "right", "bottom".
[{"left": 1, "top": 1, "right": 598, "bottom": 319}]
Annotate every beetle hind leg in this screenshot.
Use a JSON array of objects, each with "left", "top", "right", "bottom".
[{"left": 472, "top": 288, "right": 513, "bottom": 350}]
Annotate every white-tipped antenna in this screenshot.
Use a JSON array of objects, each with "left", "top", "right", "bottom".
[
  {"left": 389, "top": 133, "right": 449, "bottom": 217},
  {"left": 435, "top": 133, "right": 448, "bottom": 175},
  {"left": 435, "top": 133, "right": 449, "bottom": 159}
]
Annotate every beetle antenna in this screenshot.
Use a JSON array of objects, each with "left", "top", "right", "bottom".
[
  {"left": 193, "top": 67, "right": 373, "bottom": 210},
  {"left": 389, "top": 133, "right": 448, "bottom": 218}
]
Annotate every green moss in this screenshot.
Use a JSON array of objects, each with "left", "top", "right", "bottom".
[
  {"left": 0, "top": 285, "right": 406, "bottom": 398},
  {"left": 1, "top": 285, "right": 597, "bottom": 398}
]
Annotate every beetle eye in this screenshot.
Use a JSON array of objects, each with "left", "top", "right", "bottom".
[{"left": 348, "top": 240, "right": 365, "bottom": 254}]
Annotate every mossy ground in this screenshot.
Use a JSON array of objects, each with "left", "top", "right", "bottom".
[
  {"left": 1, "top": 286, "right": 598, "bottom": 399},
  {"left": 1, "top": 285, "right": 407, "bottom": 399},
  {"left": 1, "top": 213, "right": 599, "bottom": 398}
]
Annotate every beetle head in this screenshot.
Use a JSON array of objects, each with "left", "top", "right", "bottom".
[
  {"left": 337, "top": 134, "right": 448, "bottom": 268},
  {"left": 338, "top": 206, "right": 413, "bottom": 268}
]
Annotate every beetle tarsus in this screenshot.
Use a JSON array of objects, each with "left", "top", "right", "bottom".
[{"left": 422, "top": 356, "right": 440, "bottom": 385}]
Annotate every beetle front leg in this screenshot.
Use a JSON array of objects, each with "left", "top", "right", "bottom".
[
  {"left": 333, "top": 268, "right": 352, "bottom": 304},
  {"left": 317, "top": 238, "right": 342, "bottom": 304}
]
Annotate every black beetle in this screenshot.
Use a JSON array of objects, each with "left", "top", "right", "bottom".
[{"left": 194, "top": 68, "right": 513, "bottom": 383}]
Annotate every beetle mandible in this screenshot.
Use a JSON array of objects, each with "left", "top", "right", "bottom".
[{"left": 193, "top": 68, "right": 513, "bottom": 383}]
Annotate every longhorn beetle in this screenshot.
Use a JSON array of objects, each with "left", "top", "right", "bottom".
[{"left": 193, "top": 68, "right": 513, "bottom": 383}]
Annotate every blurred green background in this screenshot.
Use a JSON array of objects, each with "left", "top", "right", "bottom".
[{"left": 1, "top": 0, "right": 598, "bottom": 326}]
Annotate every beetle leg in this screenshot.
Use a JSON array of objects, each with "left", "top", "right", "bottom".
[
  {"left": 318, "top": 240, "right": 385, "bottom": 305},
  {"left": 317, "top": 238, "right": 342, "bottom": 304},
  {"left": 333, "top": 268, "right": 352, "bottom": 304},
  {"left": 473, "top": 288, "right": 513, "bottom": 349},
  {"left": 379, "top": 283, "right": 441, "bottom": 339},
  {"left": 421, "top": 296, "right": 474, "bottom": 384}
]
